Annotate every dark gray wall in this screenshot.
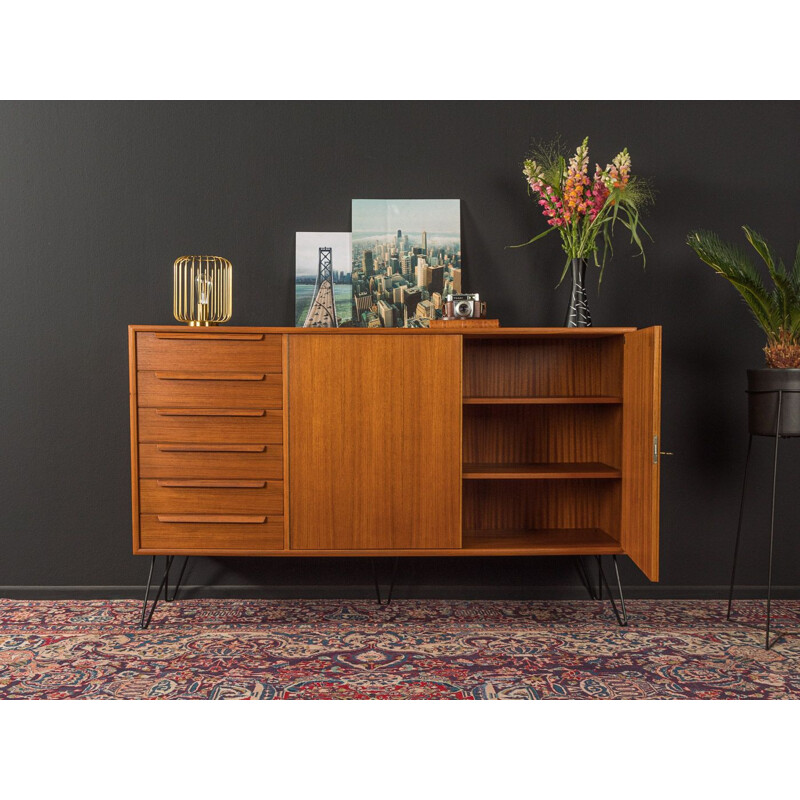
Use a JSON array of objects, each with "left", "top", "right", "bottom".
[{"left": 2, "top": 101, "right": 799, "bottom": 597}]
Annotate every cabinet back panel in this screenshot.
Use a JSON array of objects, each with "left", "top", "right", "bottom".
[
  {"left": 463, "top": 405, "right": 622, "bottom": 468},
  {"left": 463, "top": 338, "right": 623, "bottom": 398},
  {"left": 463, "top": 479, "right": 621, "bottom": 539}
]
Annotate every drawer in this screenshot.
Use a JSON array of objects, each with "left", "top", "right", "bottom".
[
  {"left": 139, "top": 443, "right": 283, "bottom": 479},
  {"left": 140, "top": 514, "right": 284, "bottom": 551},
  {"left": 136, "top": 332, "right": 282, "bottom": 372},
  {"left": 140, "top": 478, "right": 284, "bottom": 515},
  {"left": 138, "top": 407, "right": 283, "bottom": 444},
  {"left": 137, "top": 370, "right": 283, "bottom": 408}
]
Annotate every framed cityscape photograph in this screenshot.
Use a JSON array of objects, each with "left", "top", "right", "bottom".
[
  {"left": 295, "top": 232, "right": 354, "bottom": 327},
  {"left": 351, "top": 199, "right": 462, "bottom": 327}
]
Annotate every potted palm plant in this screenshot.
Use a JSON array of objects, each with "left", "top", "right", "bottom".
[{"left": 687, "top": 226, "right": 800, "bottom": 436}]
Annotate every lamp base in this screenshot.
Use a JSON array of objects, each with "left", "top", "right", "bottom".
[{"left": 187, "top": 321, "right": 220, "bottom": 327}]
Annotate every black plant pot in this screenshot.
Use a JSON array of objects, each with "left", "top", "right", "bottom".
[{"left": 747, "top": 368, "right": 800, "bottom": 437}]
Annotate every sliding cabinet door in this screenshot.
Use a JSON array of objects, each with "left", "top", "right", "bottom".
[{"left": 289, "top": 334, "right": 462, "bottom": 550}]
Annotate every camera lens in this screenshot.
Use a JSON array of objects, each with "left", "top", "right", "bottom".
[{"left": 454, "top": 301, "right": 470, "bottom": 316}]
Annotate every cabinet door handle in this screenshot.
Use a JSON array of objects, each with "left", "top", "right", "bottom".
[
  {"left": 154, "top": 371, "right": 265, "bottom": 381},
  {"left": 156, "top": 479, "right": 268, "bottom": 489},
  {"left": 156, "top": 444, "right": 267, "bottom": 453},
  {"left": 154, "top": 333, "right": 265, "bottom": 341},
  {"left": 155, "top": 408, "right": 266, "bottom": 417},
  {"left": 156, "top": 515, "right": 267, "bottom": 524}
]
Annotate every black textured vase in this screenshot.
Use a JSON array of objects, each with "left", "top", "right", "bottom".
[
  {"left": 565, "top": 257, "right": 591, "bottom": 327},
  {"left": 747, "top": 368, "right": 800, "bottom": 437}
]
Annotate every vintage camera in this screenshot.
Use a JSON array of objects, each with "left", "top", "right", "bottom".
[{"left": 442, "top": 293, "right": 487, "bottom": 320}]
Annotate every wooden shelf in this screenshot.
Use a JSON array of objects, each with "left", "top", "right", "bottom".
[
  {"left": 462, "top": 528, "right": 623, "bottom": 555},
  {"left": 462, "top": 462, "right": 621, "bottom": 480},
  {"left": 463, "top": 396, "right": 622, "bottom": 405}
]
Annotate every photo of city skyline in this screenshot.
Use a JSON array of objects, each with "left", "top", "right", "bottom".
[
  {"left": 295, "top": 232, "right": 353, "bottom": 327},
  {"left": 351, "top": 199, "right": 462, "bottom": 328}
]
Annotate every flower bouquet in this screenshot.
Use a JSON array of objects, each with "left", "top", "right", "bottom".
[{"left": 515, "top": 137, "right": 653, "bottom": 325}]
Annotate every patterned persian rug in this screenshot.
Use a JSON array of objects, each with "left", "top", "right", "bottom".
[{"left": 0, "top": 598, "right": 798, "bottom": 699}]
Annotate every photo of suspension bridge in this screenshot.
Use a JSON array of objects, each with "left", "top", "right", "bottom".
[
  {"left": 295, "top": 232, "right": 354, "bottom": 327},
  {"left": 351, "top": 199, "right": 461, "bottom": 328}
]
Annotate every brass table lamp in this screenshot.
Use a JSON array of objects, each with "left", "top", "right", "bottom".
[{"left": 173, "top": 255, "right": 232, "bottom": 326}]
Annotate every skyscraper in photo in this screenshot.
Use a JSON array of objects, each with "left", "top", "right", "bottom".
[
  {"left": 424, "top": 264, "right": 444, "bottom": 296},
  {"left": 415, "top": 256, "right": 427, "bottom": 289},
  {"left": 416, "top": 299, "right": 435, "bottom": 320},
  {"left": 404, "top": 287, "right": 422, "bottom": 316},
  {"left": 362, "top": 250, "right": 374, "bottom": 277},
  {"left": 422, "top": 230, "right": 427, "bottom": 252},
  {"left": 355, "top": 291, "right": 372, "bottom": 317},
  {"left": 377, "top": 299, "right": 395, "bottom": 328}
]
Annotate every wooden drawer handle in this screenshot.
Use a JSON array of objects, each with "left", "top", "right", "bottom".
[
  {"left": 156, "top": 514, "right": 267, "bottom": 524},
  {"left": 156, "top": 408, "right": 266, "bottom": 417},
  {"left": 156, "top": 479, "right": 268, "bottom": 489},
  {"left": 154, "top": 371, "right": 266, "bottom": 381},
  {"left": 154, "top": 333, "right": 265, "bottom": 341},
  {"left": 156, "top": 444, "right": 267, "bottom": 453}
]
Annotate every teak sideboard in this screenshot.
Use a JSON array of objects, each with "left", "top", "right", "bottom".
[{"left": 128, "top": 325, "right": 662, "bottom": 582}]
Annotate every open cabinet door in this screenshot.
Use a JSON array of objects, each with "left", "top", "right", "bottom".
[{"left": 621, "top": 326, "right": 662, "bottom": 581}]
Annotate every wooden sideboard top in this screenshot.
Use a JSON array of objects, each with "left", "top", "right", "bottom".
[{"left": 130, "top": 325, "right": 639, "bottom": 338}]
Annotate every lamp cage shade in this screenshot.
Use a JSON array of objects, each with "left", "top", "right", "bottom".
[{"left": 173, "top": 256, "right": 232, "bottom": 326}]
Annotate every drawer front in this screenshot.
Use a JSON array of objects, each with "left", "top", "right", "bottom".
[
  {"left": 137, "top": 371, "right": 283, "bottom": 408},
  {"left": 139, "top": 443, "right": 284, "bottom": 479},
  {"left": 136, "top": 332, "right": 282, "bottom": 372},
  {"left": 140, "top": 478, "right": 284, "bottom": 515},
  {"left": 140, "top": 514, "right": 284, "bottom": 551},
  {"left": 138, "top": 407, "right": 283, "bottom": 444}
]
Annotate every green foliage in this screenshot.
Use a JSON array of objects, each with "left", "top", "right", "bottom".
[{"left": 686, "top": 226, "right": 800, "bottom": 345}]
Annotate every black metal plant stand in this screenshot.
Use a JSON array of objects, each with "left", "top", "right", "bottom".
[
  {"left": 140, "top": 556, "right": 190, "bottom": 629},
  {"left": 728, "top": 389, "right": 798, "bottom": 650}
]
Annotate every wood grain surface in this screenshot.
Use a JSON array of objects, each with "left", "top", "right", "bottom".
[
  {"left": 462, "top": 404, "right": 622, "bottom": 469},
  {"left": 140, "top": 479, "right": 283, "bottom": 514},
  {"left": 463, "top": 337, "right": 624, "bottom": 398},
  {"left": 138, "top": 407, "right": 283, "bottom": 444},
  {"left": 288, "top": 334, "right": 462, "bottom": 550},
  {"left": 621, "top": 326, "right": 662, "bottom": 581},
  {"left": 462, "top": 479, "right": 620, "bottom": 537},
  {"left": 138, "top": 443, "right": 283, "bottom": 479},
  {"left": 137, "top": 370, "right": 283, "bottom": 408},
  {"left": 137, "top": 331, "right": 282, "bottom": 371},
  {"left": 139, "top": 514, "right": 284, "bottom": 551}
]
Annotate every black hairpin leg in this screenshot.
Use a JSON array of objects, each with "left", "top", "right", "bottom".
[
  {"left": 167, "top": 557, "right": 190, "bottom": 602},
  {"left": 370, "top": 557, "right": 399, "bottom": 605},
  {"left": 140, "top": 555, "right": 174, "bottom": 629},
  {"left": 597, "top": 555, "right": 628, "bottom": 626},
  {"left": 573, "top": 557, "right": 597, "bottom": 600}
]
